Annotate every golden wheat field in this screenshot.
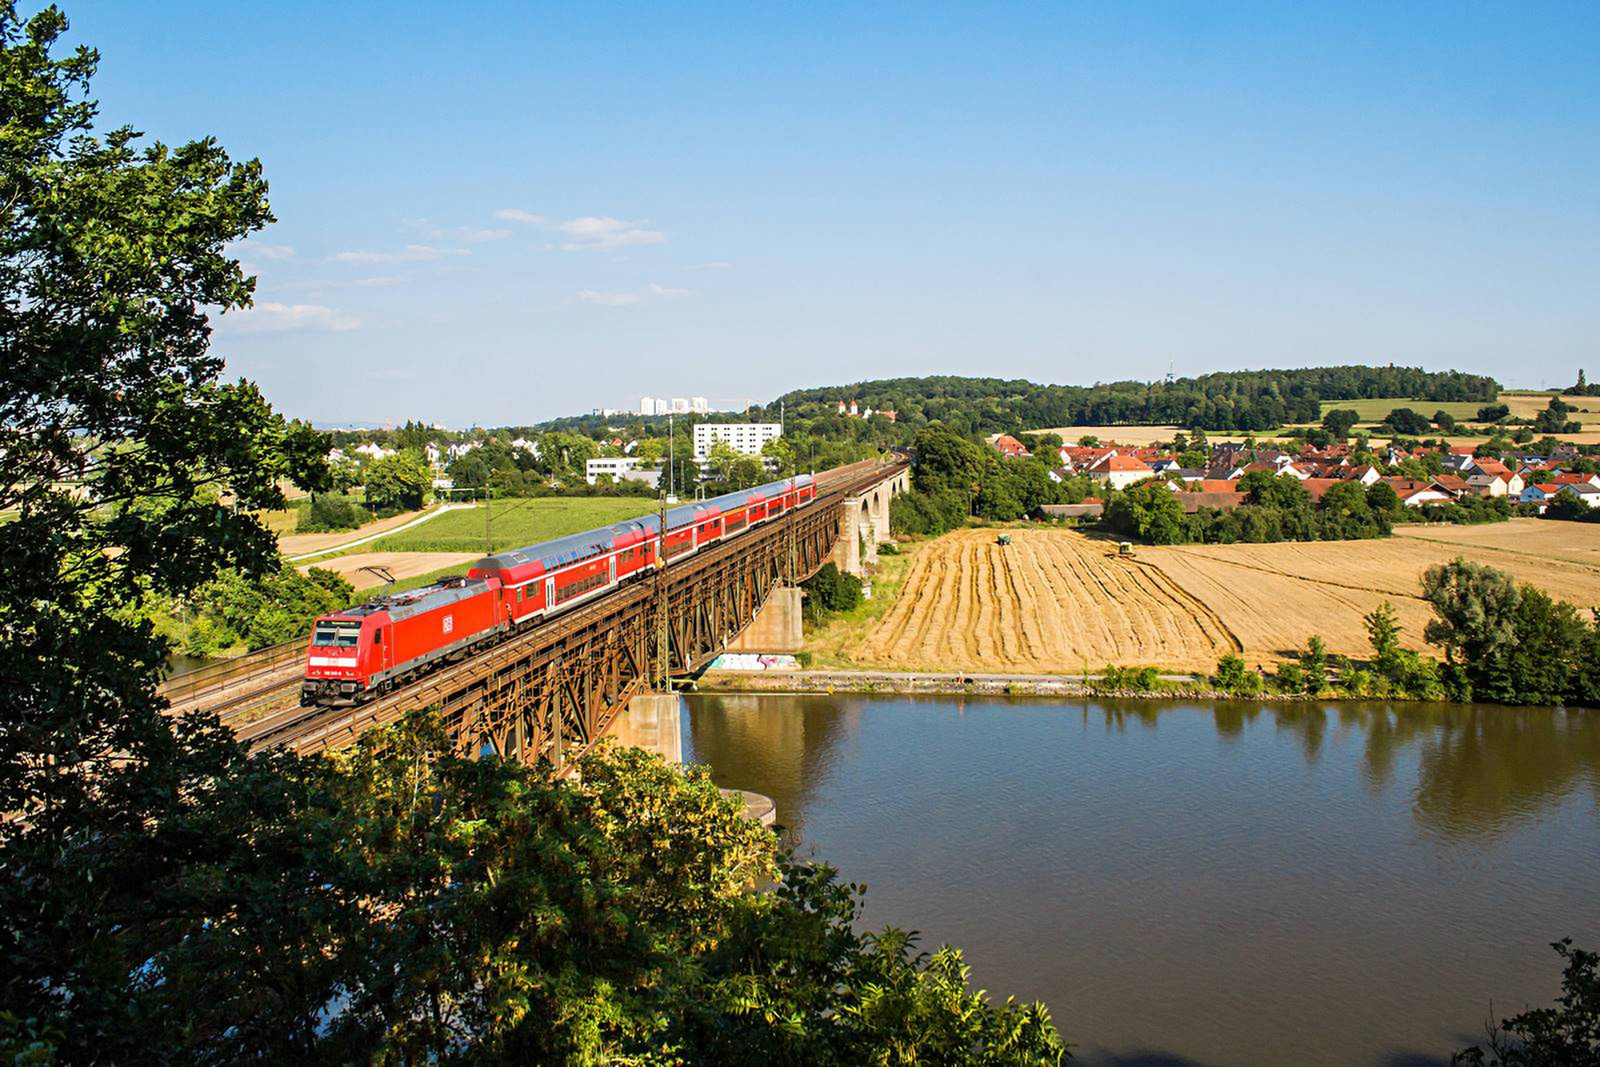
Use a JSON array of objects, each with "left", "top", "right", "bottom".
[
  {"left": 849, "top": 520, "right": 1600, "bottom": 672},
  {"left": 853, "top": 528, "right": 1239, "bottom": 672}
]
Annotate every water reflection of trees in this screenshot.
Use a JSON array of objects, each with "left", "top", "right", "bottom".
[
  {"left": 687, "top": 694, "right": 1600, "bottom": 844},
  {"left": 682, "top": 694, "right": 857, "bottom": 839},
  {"left": 1094, "top": 699, "right": 1600, "bottom": 838},
  {"left": 1289, "top": 703, "right": 1599, "bottom": 839}
]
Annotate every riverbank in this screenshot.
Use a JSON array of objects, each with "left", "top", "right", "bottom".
[{"left": 695, "top": 667, "right": 1324, "bottom": 702}]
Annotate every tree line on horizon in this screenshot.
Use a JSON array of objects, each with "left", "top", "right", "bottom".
[{"left": 772, "top": 366, "right": 1501, "bottom": 436}]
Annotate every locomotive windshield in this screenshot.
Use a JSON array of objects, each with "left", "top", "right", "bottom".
[{"left": 312, "top": 621, "right": 362, "bottom": 647}]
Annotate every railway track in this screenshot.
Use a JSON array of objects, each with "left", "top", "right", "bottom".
[{"left": 172, "top": 459, "right": 902, "bottom": 755}]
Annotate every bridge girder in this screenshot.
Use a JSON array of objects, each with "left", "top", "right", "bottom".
[{"left": 260, "top": 465, "right": 898, "bottom": 770}]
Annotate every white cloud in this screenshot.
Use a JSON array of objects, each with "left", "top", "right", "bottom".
[
  {"left": 282, "top": 274, "right": 409, "bottom": 292},
  {"left": 254, "top": 244, "right": 295, "bottom": 260},
  {"left": 558, "top": 216, "right": 667, "bottom": 252},
  {"left": 427, "top": 224, "right": 510, "bottom": 244},
  {"left": 329, "top": 244, "right": 470, "bottom": 264},
  {"left": 495, "top": 208, "right": 547, "bottom": 224},
  {"left": 224, "top": 302, "right": 359, "bottom": 332},
  {"left": 649, "top": 282, "right": 690, "bottom": 297},
  {"left": 686, "top": 261, "right": 732, "bottom": 270},
  {"left": 576, "top": 290, "right": 643, "bottom": 306}
]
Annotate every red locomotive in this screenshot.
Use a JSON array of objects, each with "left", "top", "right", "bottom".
[{"left": 302, "top": 474, "right": 815, "bottom": 706}]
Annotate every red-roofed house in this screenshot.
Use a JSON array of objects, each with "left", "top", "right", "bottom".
[
  {"left": 1088, "top": 453, "right": 1155, "bottom": 490},
  {"left": 1299, "top": 478, "right": 1344, "bottom": 502},
  {"left": 1468, "top": 458, "right": 1524, "bottom": 494},
  {"left": 1191, "top": 479, "right": 1241, "bottom": 494},
  {"left": 1343, "top": 465, "right": 1382, "bottom": 486},
  {"left": 1554, "top": 472, "right": 1600, "bottom": 488},
  {"left": 1384, "top": 478, "right": 1453, "bottom": 508},
  {"left": 993, "top": 434, "right": 1031, "bottom": 458}
]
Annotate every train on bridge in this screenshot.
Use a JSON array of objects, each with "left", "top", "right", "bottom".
[{"left": 300, "top": 474, "right": 816, "bottom": 706}]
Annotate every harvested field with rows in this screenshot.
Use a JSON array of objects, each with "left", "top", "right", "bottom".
[
  {"left": 852, "top": 528, "right": 1239, "bottom": 672},
  {"left": 848, "top": 520, "right": 1600, "bottom": 673}
]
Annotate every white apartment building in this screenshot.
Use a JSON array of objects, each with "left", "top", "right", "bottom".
[
  {"left": 690, "top": 397, "right": 709, "bottom": 414},
  {"left": 693, "top": 422, "right": 782, "bottom": 462},
  {"left": 585, "top": 456, "right": 660, "bottom": 487}
]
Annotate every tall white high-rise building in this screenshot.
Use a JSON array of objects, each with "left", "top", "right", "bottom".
[
  {"left": 640, "top": 396, "right": 656, "bottom": 416},
  {"left": 669, "top": 397, "right": 690, "bottom": 415},
  {"left": 690, "top": 396, "right": 709, "bottom": 414}
]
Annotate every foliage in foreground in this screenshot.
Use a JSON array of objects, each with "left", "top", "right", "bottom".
[
  {"left": 1454, "top": 940, "right": 1600, "bottom": 1066},
  {"left": 0, "top": 10, "right": 1063, "bottom": 1064},
  {"left": 5, "top": 719, "right": 1068, "bottom": 1065}
]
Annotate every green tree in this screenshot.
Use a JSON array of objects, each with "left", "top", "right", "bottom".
[
  {"left": 302, "top": 492, "right": 360, "bottom": 532},
  {"left": 730, "top": 454, "right": 764, "bottom": 488},
  {"left": 1384, "top": 408, "right": 1433, "bottom": 436},
  {"left": 365, "top": 450, "right": 431, "bottom": 509},
  {"left": 803, "top": 561, "right": 863, "bottom": 621},
  {"left": 1364, "top": 600, "right": 1405, "bottom": 676},
  {"left": 1322, "top": 408, "right": 1361, "bottom": 439},
  {"left": 1366, "top": 480, "right": 1403, "bottom": 515},
  {"left": 0, "top": 5, "right": 328, "bottom": 1049},
  {"left": 1104, "top": 479, "right": 1188, "bottom": 544},
  {"left": 1453, "top": 939, "right": 1599, "bottom": 1066},
  {"left": 761, "top": 434, "right": 798, "bottom": 476},
  {"left": 1303, "top": 635, "right": 1328, "bottom": 694}
]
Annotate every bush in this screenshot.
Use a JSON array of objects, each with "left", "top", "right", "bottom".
[
  {"left": 1273, "top": 662, "right": 1306, "bottom": 694},
  {"left": 301, "top": 493, "right": 361, "bottom": 533},
  {"left": 1213, "top": 654, "right": 1260, "bottom": 694},
  {"left": 802, "top": 563, "right": 863, "bottom": 622},
  {"left": 877, "top": 540, "right": 899, "bottom": 555},
  {"left": 1097, "top": 665, "right": 1159, "bottom": 691}
]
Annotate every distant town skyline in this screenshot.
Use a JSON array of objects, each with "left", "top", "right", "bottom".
[{"left": 63, "top": 1, "right": 1600, "bottom": 426}]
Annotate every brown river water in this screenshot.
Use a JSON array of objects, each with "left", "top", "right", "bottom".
[{"left": 681, "top": 694, "right": 1600, "bottom": 1067}]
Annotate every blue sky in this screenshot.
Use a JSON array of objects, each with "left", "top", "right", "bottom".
[{"left": 64, "top": 1, "right": 1600, "bottom": 427}]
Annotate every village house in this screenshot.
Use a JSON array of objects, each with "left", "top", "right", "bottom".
[
  {"left": 1563, "top": 483, "right": 1600, "bottom": 508},
  {"left": 992, "top": 434, "right": 1031, "bottom": 458},
  {"left": 1384, "top": 478, "right": 1453, "bottom": 508},
  {"left": 1342, "top": 464, "right": 1382, "bottom": 486},
  {"left": 1087, "top": 453, "right": 1155, "bottom": 490}
]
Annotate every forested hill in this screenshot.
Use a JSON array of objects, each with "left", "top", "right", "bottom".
[{"left": 774, "top": 366, "right": 1500, "bottom": 434}]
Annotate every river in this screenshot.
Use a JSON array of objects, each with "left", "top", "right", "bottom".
[{"left": 681, "top": 693, "right": 1600, "bottom": 1067}]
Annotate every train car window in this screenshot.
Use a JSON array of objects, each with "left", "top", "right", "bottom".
[{"left": 372, "top": 629, "right": 383, "bottom": 646}]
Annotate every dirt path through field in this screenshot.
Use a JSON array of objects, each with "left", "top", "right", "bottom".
[
  {"left": 297, "top": 551, "right": 480, "bottom": 590},
  {"left": 854, "top": 528, "right": 1238, "bottom": 672}
]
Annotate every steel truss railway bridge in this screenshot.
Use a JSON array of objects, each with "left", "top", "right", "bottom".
[{"left": 162, "top": 461, "right": 908, "bottom": 771}]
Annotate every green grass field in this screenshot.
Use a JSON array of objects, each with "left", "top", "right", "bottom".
[
  {"left": 371, "top": 497, "right": 655, "bottom": 554},
  {"left": 1315, "top": 397, "right": 1498, "bottom": 423}
]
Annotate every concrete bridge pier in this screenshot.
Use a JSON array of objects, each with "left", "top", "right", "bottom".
[
  {"left": 724, "top": 586, "right": 803, "bottom": 654},
  {"left": 613, "top": 692, "right": 682, "bottom": 763}
]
